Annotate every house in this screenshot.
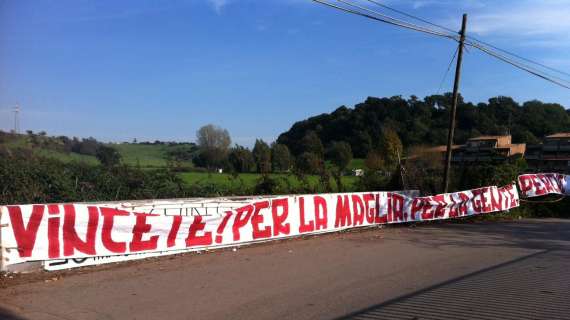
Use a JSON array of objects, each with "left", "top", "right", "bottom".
[
  {"left": 525, "top": 132, "right": 570, "bottom": 173},
  {"left": 425, "top": 135, "right": 526, "bottom": 163}
]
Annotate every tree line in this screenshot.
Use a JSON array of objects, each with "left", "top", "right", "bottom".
[
  {"left": 158, "top": 94, "right": 570, "bottom": 179},
  {"left": 190, "top": 124, "right": 297, "bottom": 174},
  {"left": 277, "top": 93, "right": 570, "bottom": 158},
  {"left": 189, "top": 124, "right": 371, "bottom": 194}
]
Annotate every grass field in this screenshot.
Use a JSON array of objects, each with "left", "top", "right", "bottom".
[
  {"left": 1, "top": 134, "right": 100, "bottom": 164},
  {"left": 35, "top": 149, "right": 99, "bottom": 165},
  {"left": 109, "top": 143, "right": 194, "bottom": 168}
]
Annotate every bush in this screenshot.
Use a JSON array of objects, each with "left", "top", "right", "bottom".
[{"left": 0, "top": 152, "right": 185, "bottom": 204}]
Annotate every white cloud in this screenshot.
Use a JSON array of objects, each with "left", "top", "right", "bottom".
[
  {"left": 438, "top": 1, "right": 570, "bottom": 47},
  {"left": 469, "top": 5, "right": 570, "bottom": 37},
  {"left": 412, "top": 1, "right": 435, "bottom": 9},
  {"left": 208, "top": 0, "right": 229, "bottom": 14},
  {"left": 391, "top": 0, "right": 487, "bottom": 10}
]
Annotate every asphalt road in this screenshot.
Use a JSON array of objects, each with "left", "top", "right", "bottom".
[{"left": 1, "top": 219, "right": 569, "bottom": 320}]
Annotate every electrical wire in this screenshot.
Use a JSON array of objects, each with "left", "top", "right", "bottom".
[
  {"left": 468, "top": 41, "right": 570, "bottom": 90},
  {"left": 312, "top": 0, "right": 457, "bottom": 39},
  {"left": 363, "top": 0, "right": 459, "bottom": 35},
  {"left": 467, "top": 37, "right": 570, "bottom": 79},
  {"left": 312, "top": 0, "right": 570, "bottom": 90},
  {"left": 333, "top": 0, "right": 457, "bottom": 38},
  {"left": 466, "top": 40, "right": 570, "bottom": 85},
  {"left": 358, "top": 0, "right": 570, "bottom": 79},
  {"left": 436, "top": 46, "right": 459, "bottom": 95}
]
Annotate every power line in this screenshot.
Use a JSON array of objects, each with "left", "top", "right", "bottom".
[
  {"left": 362, "top": 0, "right": 570, "bottom": 79},
  {"left": 332, "top": 0, "right": 457, "bottom": 38},
  {"left": 466, "top": 37, "right": 570, "bottom": 79},
  {"left": 362, "top": 0, "right": 458, "bottom": 35},
  {"left": 467, "top": 40, "right": 570, "bottom": 86},
  {"left": 311, "top": 0, "right": 570, "bottom": 90},
  {"left": 467, "top": 40, "right": 570, "bottom": 87},
  {"left": 311, "top": 0, "right": 457, "bottom": 39},
  {"left": 469, "top": 42, "right": 570, "bottom": 90},
  {"left": 436, "top": 46, "right": 459, "bottom": 95}
]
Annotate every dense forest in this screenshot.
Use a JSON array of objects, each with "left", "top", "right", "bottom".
[{"left": 277, "top": 94, "right": 570, "bottom": 158}]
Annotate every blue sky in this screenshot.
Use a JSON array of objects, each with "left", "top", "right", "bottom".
[{"left": 1, "top": 0, "right": 569, "bottom": 146}]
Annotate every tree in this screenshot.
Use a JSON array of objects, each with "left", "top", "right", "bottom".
[
  {"left": 78, "top": 137, "right": 100, "bottom": 156},
  {"left": 380, "top": 128, "right": 403, "bottom": 169},
  {"left": 196, "top": 124, "right": 231, "bottom": 150},
  {"left": 296, "top": 152, "right": 323, "bottom": 174},
  {"left": 166, "top": 144, "right": 198, "bottom": 162},
  {"left": 271, "top": 143, "right": 292, "bottom": 172},
  {"left": 228, "top": 145, "right": 255, "bottom": 173},
  {"left": 166, "top": 144, "right": 198, "bottom": 169},
  {"left": 301, "top": 131, "right": 324, "bottom": 157},
  {"left": 252, "top": 139, "right": 272, "bottom": 174},
  {"left": 96, "top": 145, "right": 121, "bottom": 167},
  {"left": 327, "top": 141, "right": 353, "bottom": 171},
  {"left": 364, "top": 150, "right": 385, "bottom": 171},
  {"left": 405, "top": 146, "right": 443, "bottom": 195},
  {"left": 277, "top": 94, "right": 570, "bottom": 157},
  {"left": 195, "top": 124, "right": 231, "bottom": 170},
  {"left": 350, "top": 131, "right": 372, "bottom": 158},
  {"left": 327, "top": 141, "right": 353, "bottom": 192}
]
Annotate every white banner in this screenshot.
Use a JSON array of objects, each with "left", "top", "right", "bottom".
[
  {"left": 45, "top": 249, "right": 191, "bottom": 271},
  {"left": 518, "top": 173, "right": 569, "bottom": 198},
  {"left": 0, "top": 185, "right": 519, "bottom": 271}
]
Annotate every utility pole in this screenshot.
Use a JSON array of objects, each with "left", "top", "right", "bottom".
[
  {"left": 442, "top": 14, "right": 467, "bottom": 193},
  {"left": 13, "top": 104, "right": 20, "bottom": 134}
]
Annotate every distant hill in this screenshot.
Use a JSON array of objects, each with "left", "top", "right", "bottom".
[
  {"left": 0, "top": 131, "right": 195, "bottom": 168},
  {"left": 0, "top": 131, "right": 99, "bottom": 164},
  {"left": 277, "top": 94, "right": 570, "bottom": 158}
]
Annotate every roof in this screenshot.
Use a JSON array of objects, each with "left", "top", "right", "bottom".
[
  {"left": 546, "top": 132, "right": 570, "bottom": 139},
  {"left": 468, "top": 135, "right": 510, "bottom": 141},
  {"left": 428, "top": 145, "right": 463, "bottom": 152},
  {"left": 495, "top": 143, "right": 526, "bottom": 149}
]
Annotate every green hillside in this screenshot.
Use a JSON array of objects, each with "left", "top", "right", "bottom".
[
  {"left": 0, "top": 133, "right": 98, "bottom": 164},
  {"left": 35, "top": 149, "right": 99, "bottom": 165},
  {"left": 0, "top": 132, "right": 195, "bottom": 168},
  {"left": 110, "top": 143, "right": 193, "bottom": 168}
]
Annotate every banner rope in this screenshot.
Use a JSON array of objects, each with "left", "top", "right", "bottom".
[{"left": 519, "top": 197, "right": 566, "bottom": 204}]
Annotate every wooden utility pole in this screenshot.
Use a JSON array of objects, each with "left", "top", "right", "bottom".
[{"left": 442, "top": 14, "right": 467, "bottom": 193}]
